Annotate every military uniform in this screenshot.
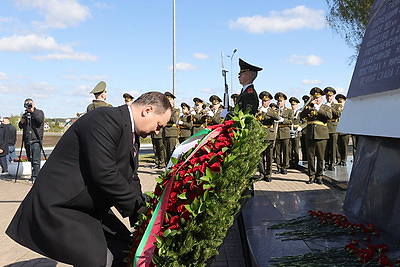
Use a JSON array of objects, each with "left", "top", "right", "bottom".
[
  {"left": 236, "top": 58, "right": 262, "bottom": 115},
  {"left": 256, "top": 91, "right": 279, "bottom": 181},
  {"left": 274, "top": 92, "right": 294, "bottom": 175},
  {"left": 300, "top": 87, "right": 333, "bottom": 184},
  {"left": 323, "top": 87, "right": 342, "bottom": 171},
  {"left": 207, "top": 95, "right": 224, "bottom": 126},
  {"left": 151, "top": 129, "right": 166, "bottom": 169},
  {"left": 178, "top": 102, "right": 193, "bottom": 143},
  {"left": 289, "top": 97, "right": 301, "bottom": 169},
  {"left": 230, "top": 93, "right": 239, "bottom": 112},
  {"left": 335, "top": 94, "right": 349, "bottom": 166},
  {"left": 164, "top": 92, "right": 180, "bottom": 164},
  {"left": 300, "top": 95, "right": 310, "bottom": 161},
  {"left": 191, "top": 97, "right": 207, "bottom": 135},
  {"left": 86, "top": 81, "right": 112, "bottom": 112},
  {"left": 123, "top": 93, "right": 134, "bottom": 105}
]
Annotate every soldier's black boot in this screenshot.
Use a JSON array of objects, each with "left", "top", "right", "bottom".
[
  {"left": 327, "top": 165, "right": 335, "bottom": 171},
  {"left": 307, "top": 178, "right": 314, "bottom": 184},
  {"left": 264, "top": 175, "right": 272, "bottom": 182},
  {"left": 281, "top": 169, "right": 287, "bottom": 174},
  {"left": 274, "top": 168, "right": 281, "bottom": 174},
  {"left": 316, "top": 178, "right": 323, "bottom": 185}
]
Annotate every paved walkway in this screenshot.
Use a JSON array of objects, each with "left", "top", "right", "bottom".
[{"left": 0, "top": 154, "right": 353, "bottom": 266}]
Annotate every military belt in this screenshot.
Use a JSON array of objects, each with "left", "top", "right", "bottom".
[
  {"left": 166, "top": 124, "right": 177, "bottom": 127},
  {"left": 307, "top": 121, "right": 327, "bottom": 126},
  {"left": 328, "top": 119, "right": 338, "bottom": 122},
  {"left": 262, "top": 125, "right": 273, "bottom": 128},
  {"left": 278, "top": 124, "right": 291, "bottom": 128},
  {"left": 193, "top": 124, "right": 203, "bottom": 127},
  {"left": 293, "top": 124, "right": 300, "bottom": 128},
  {"left": 179, "top": 126, "right": 189, "bottom": 129}
]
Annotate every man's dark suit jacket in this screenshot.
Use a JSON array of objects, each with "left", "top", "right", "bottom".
[
  {"left": 6, "top": 105, "right": 144, "bottom": 266},
  {"left": 237, "top": 84, "right": 258, "bottom": 115}
]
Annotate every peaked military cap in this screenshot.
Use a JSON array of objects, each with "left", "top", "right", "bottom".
[
  {"left": 269, "top": 103, "right": 278, "bottom": 109},
  {"left": 209, "top": 95, "right": 222, "bottom": 104},
  {"left": 181, "top": 102, "right": 190, "bottom": 109},
  {"left": 335, "top": 94, "right": 347, "bottom": 102},
  {"left": 90, "top": 81, "right": 106, "bottom": 94},
  {"left": 239, "top": 58, "right": 263, "bottom": 74},
  {"left": 274, "top": 92, "right": 287, "bottom": 101},
  {"left": 302, "top": 95, "right": 310, "bottom": 102},
  {"left": 123, "top": 93, "right": 134, "bottom": 102},
  {"left": 231, "top": 93, "right": 239, "bottom": 99},
  {"left": 289, "top": 97, "right": 300, "bottom": 104},
  {"left": 310, "top": 87, "right": 324, "bottom": 97},
  {"left": 193, "top": 97, "right": 203, "bottom": 104},
  {"left": 324, "top": 87, "right": 336, "bottom": 96},
  {"left": 164, "top": 91, "right": 176, "bottom": 99},
  {"left": 259, "top": 91, "right": 273, "bottom": 100}
]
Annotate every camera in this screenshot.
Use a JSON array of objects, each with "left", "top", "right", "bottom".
[{"left": 24, "top": 102, "right": 33, "bottom": 109}]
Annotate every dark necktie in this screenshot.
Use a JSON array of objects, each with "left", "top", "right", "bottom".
[{"left": 132, "top": 133, "right": 137, "bottom": 157}]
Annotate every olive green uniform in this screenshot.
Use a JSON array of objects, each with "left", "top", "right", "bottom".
[
  {"left": 164, "top": 107, "right": 180, "bottom": 163},
  {"left": 151, "top": 129, "right": 166, "bottom": 168},
  {"left": 191, "top": 110, "right": 206, "bottom": 135},
  {"left": 275, "top": 108, "right": 294, "bottom": 174},
  {"left": 86, "top": 100, "right": 112, "bottom": 112},
  {"left": 289, "top": 109, "right": 301, "bottom": 168},
  {"left": 324, "top": 103, "right": 342, "bottom": 170},
  {"left": 207, "top": 106, "right": 223, "bottom": 126},
  {"left": 178, "top": 113, "right": 193, "bottom": 143}
]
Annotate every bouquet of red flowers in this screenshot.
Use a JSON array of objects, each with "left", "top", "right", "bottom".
[{"left": 127, "top": 110, "right": 267, "bottom": 267}]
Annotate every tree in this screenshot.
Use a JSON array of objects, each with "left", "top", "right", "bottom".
[{"left": 325, "top": 0, "right": 374, "bottom": 57}]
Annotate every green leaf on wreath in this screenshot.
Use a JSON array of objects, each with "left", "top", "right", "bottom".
[
  {"left": 178, "top": 192, "right": 187, "bottom": 199},
  {"left": 200, "top": 176, "right": 210, "bottom": 182},
  {"left": 198, "top": 203, "right": 206, "bottom": 214},
  {"left": 184, "top": 204, "right": 194, "bottom": 216},
  {"left": 203, "top": 184, "right": 212, "bottom": 190},
  {"left": 155, "top": 177, "right": 163, "bottom": 183},
  {"left": 203, "top": 189, "right": 209, "bottom": 201},
  {"left": 171, "top": 156, "right": 178, "bottom": 165},
  {"left": 163, "top": 228, "right": 172, "bottom": 237}
]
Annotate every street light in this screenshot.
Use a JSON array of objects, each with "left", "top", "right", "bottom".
[{"left": 227, "top": 48, "right": 237, "bottom": 95}]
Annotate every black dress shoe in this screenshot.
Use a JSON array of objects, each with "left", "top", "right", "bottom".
[
  {"left": 274, "top": 169, "right": 281, "bottom": 174},
  {"left": 316, "top": 179, "right": 323, "bottom": 185},
  {"left": 281, "top": 169, "right": 287, "bottom": 174},
  {"left": 306, "top": 178, "right": 314, "bottom": 184},
  {"left": 264, "top": 176, "right": 272, "bottom": 182},
  {"left": 340, "top": 161, "right": 347, "bottom": 166},
  {"left": 327, "top": 166, "right": 335, "bottom": 171}
]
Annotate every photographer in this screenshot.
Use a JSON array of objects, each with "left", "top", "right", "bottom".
[{"left": 18, "top": 98, "right": 44, "bottom": 182}]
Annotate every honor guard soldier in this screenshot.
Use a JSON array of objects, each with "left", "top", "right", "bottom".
[
  {"left": 274, "top": 92, "right": 294, "bottom": 175},
  {"left": 164, "top": 92, "right": 180, "bottom": 164},
  {"left": 230, "top": 93, "right": 239, "bottom": 111},
  {"left": 289, "top": 97, "right": 301, "bottom": 169},
  {"left": 207, "top": 95, "right": 224, "bottom": 126},
  {"left": 178, "top": 102, "right": 193, "bottom": 143},
  {"left": 123, "top": 93, "right": 134, "bottom": 105},
  {"left": 256, "top": 91, "right": 280, "bottom": 182},
  {"left": 323, "top": 87, "right": 342, "bottom": 171},
  {"left": 300, "top": 87, "right": 332, "bottom": 185},
  {"left": 87, "top": 81, "right": 112, "bottom": 112},
  {"left": 300, "top": 95, "right": 310, "bottom": 161},
  {"left": 191, "top": 97, "right": 207, "bottom": 135},
  {"left": 335, "top": 94, "right": 350, "bottom": 166},
  {"left": 237, "top": 58, "right": 262, "bottom": 115},
  {"left": 151, "top": 128, "right": 166, "bottom": 169}
]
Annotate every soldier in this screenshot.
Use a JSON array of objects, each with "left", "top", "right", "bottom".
[
  {"left": 86, "top": 81, "right": 112, "bottom": 112},
  {"left": 300, "top": 87, "right": 332, "bottom": 184},
  {"left": 178, "top": 102, "right": 193, "bottom": 143},
  {"left": 163, "top": 92, "right": 180, "bottom": 164},
  {"left": 207, "top": 95, "right": 224, "bottom": 126},
  {"left": 236, "top": 58, "right": 262, "bottom": 115},
  {"left": 335, "top": 94, "right": 350, "bottom": 166},
  {"left": 289, "top": 97, "right": 301, "bottom": 169},
  {"left": 256, "top": 91, "right": 280, "bottom": 182},
  {"left": 300, "top": 95, "right": 310, "bottom": 161},
  {"left": 123, "top": 93, "right": 134, "bottom": 105},
  {"left": 323, "top": 87, "right": 342, "bottom": 171},
  {"left": 191, "top": 97, "right": 207, "bottom": 135},
  {"left": 274, "top": 92, "right": 294, "bottom": 175}
]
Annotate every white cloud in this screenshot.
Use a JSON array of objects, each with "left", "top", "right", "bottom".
[
  {"left": 229, "top": 5, "right": 325, "bottom": 34},
  {"left": 32, "top": 52, "right": 97, "bottom": 61},
  {"left": 287, "top": 54, "right": 323, "bottom": 66},
  {"left": 301, "top": 79, "right": 321, "bottom": 85},
  {"left": 167, "top": 62, "right": 197, "bottom": 71},
  {"left": 14, "top": 0, "right": 91, "bottom": 29},
  {"left": 0, "top": 34, "right": 72, "bottom": 53},
  {"left": 0, "top": 72, "right": 8, "bottom": 80},
  {"left": 193, "top": 53, "right": 209, "bottom": 59},
  {"left": 63, "top": 74, "right": 108, "bottom": 81}
]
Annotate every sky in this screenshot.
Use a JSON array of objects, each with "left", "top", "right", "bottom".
[{"left": 0, "top": 0, "right": 357, "bottom": 118}]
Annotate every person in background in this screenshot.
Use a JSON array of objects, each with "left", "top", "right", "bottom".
[
  {"left": 123, "top": 93, "right": 134, "bottom": 105},
  {"left": 300, "top": 95, "right": 310, "bottom": 161},
  {"left": 163, "top": 91, "right": 180, "bottom": 164},
  {"left": 288, "top": 97, "right": 301, "bottom": 169},
  {"left": 0, "top": 118, "right": 9, "bottom": 174},
  {"left": 18, "top": 98, "right": 44, "bottom": 182},
  {"left": 230, "top": 93, "right": 239, "bottom": 111},
  {"left": 191, "top": 97, "right": 207, "bottom": 135},
  {"left": 3, "top": 117, "right": 17, "bottom": 170},
  {"left": 87, "top": 81, "right": 112, "bottom": 112},
  {"left": 335, "top": 94, "right": 350, "bottom": 166},
  {"left": 7, "top": 91, "right": 172, "bottom": 267},
  {"left": 178, "top": 102, "right": 193, "bottom": 143},
  {"left": 207, "top": 95, "right": 224, "bottom": 126},
  {"left": 236, "top": 58, "right": 262, "bottom": 115}
]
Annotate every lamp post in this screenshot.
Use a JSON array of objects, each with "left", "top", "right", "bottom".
[{"left": 227, "top": 48, "right": 237, "bottom": 95}]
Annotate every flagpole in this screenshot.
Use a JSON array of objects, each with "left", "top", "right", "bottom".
[{"left": 172, "top": 0, "right": 176, "bottom": 96}]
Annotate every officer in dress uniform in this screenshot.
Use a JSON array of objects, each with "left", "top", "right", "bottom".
[
  {"left": 164, "top": 92, "right": 180, "bottom": 164},
  {"left": 300, "top": 95, "right": 310, "bottom": 161},
  {"left": 123, "top": 93, "right": 134, "bottom": 105},
  {"left": 335, "top": 94, "right": 350, "bottom": 166},
  {"left": 207, "top": 95, "right": 224, "bottom": 126},
  {"left": 178, "top": 102, "right": 193, "bottom": 143},
  {"left": 229, "top": 93, "right": 239, "bottom": 112},
  {"left": 300, "top": 87, "right": 333, "bottom": 184},
  {"left": 274, "top": 92, "right": 294, "bottom": 175},
  {"left": 191, "top": 97, "right": 207, "bottom": 135},
  {"left": 289, "top": 97, "right": 301, "bottom": 169},
  {"left": 323, "top": 87, "right": 342, "bottom": 171},
  {"left": 236, "top": 58, "right": 262, "bottom": 115},
  {"left": 256, "top": 91, "right": 280, "bottom": 182},
  {"left": 86, "top": 81, "right": 112, "bottom": 112}
]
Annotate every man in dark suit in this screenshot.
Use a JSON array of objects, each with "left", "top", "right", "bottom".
[
  {"left": 7, "top": 91, "right": 172, "bottom": 267},
  {"left": 236, "top": 58, "right": 262, "bottom": 115}
]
